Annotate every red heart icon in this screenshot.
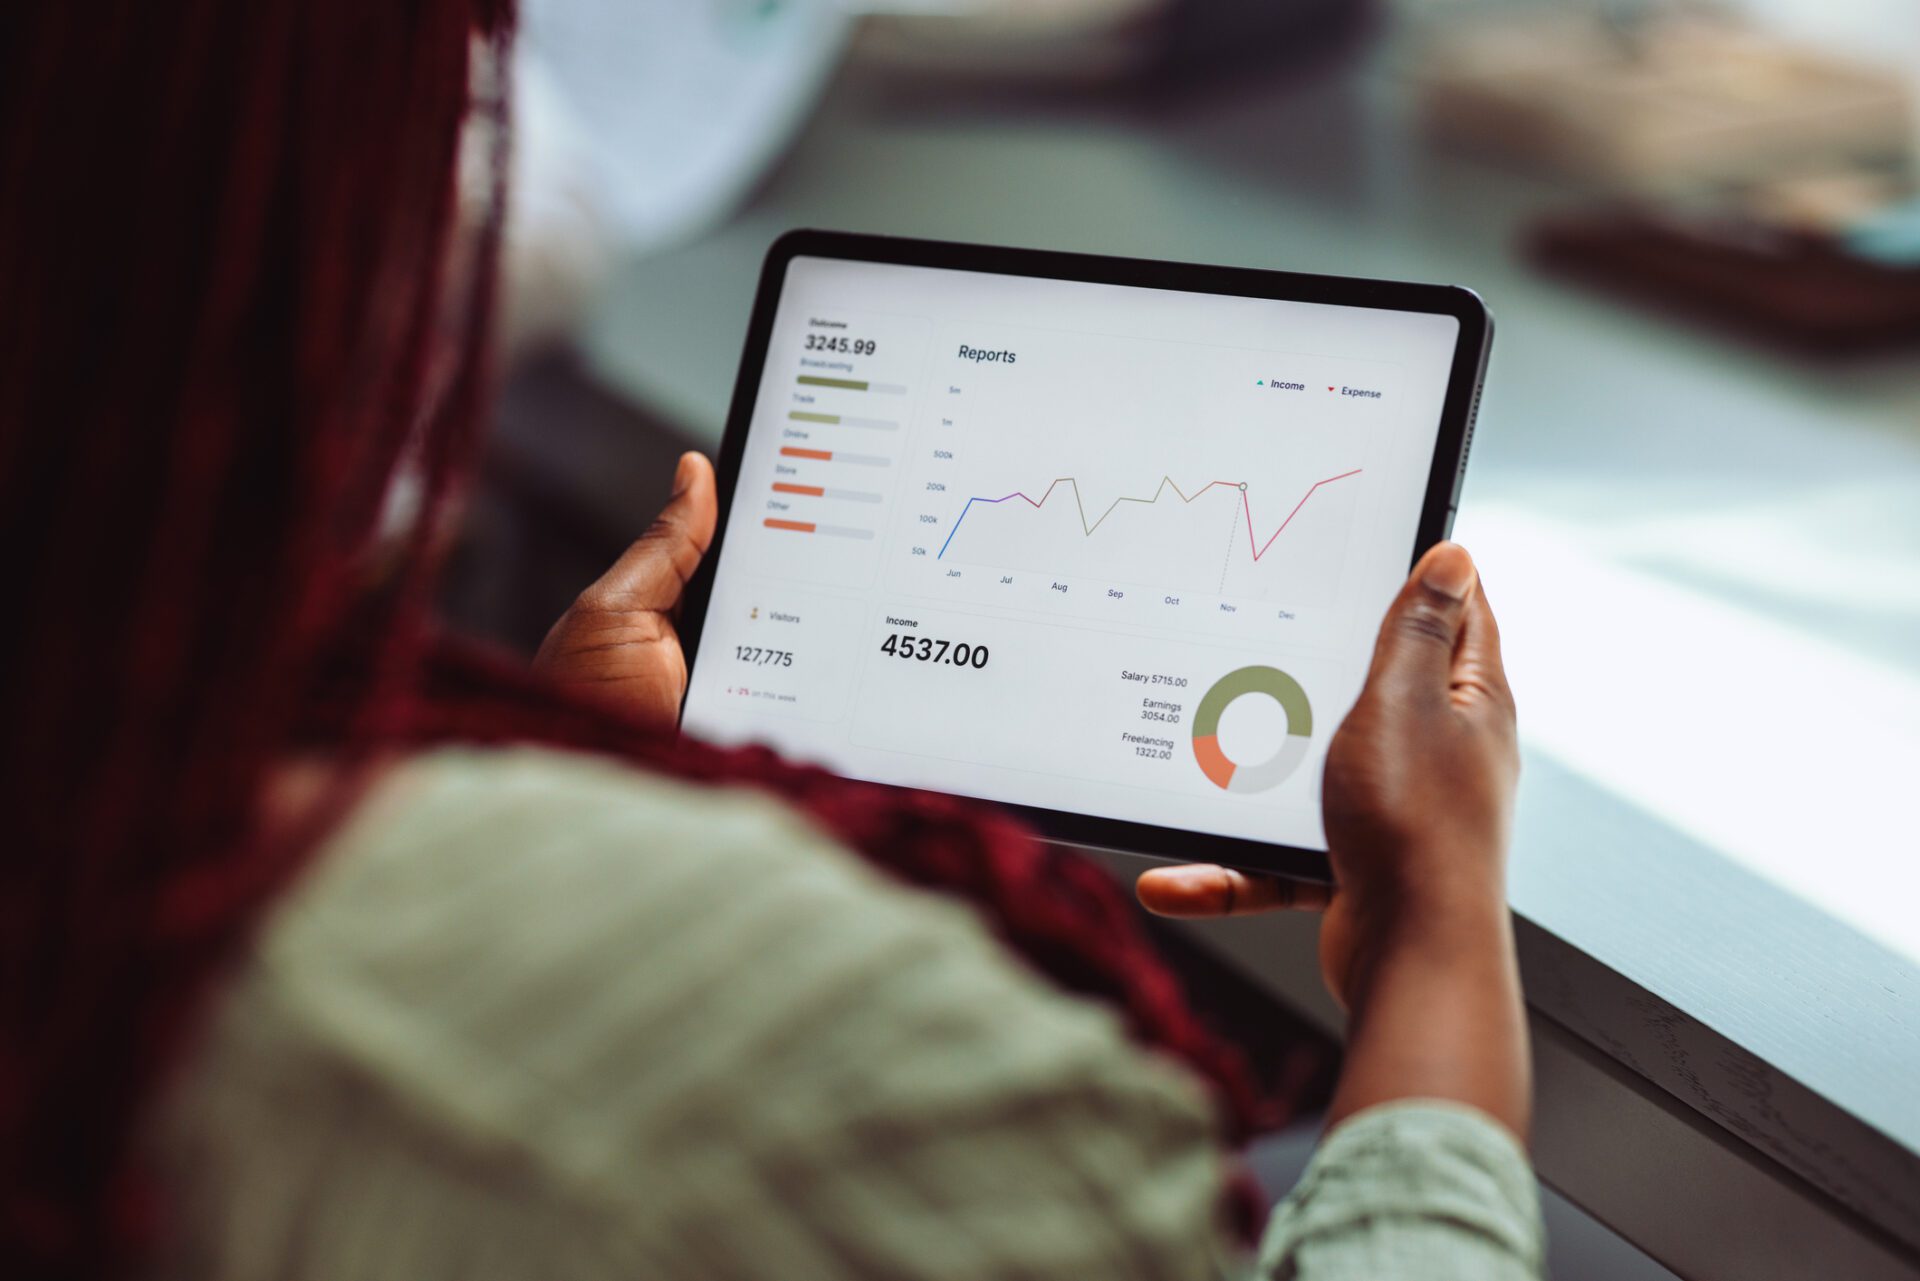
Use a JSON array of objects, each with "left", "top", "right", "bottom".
[{"left": 1327, "top": 385, "right": 1335, "bottom": 391}]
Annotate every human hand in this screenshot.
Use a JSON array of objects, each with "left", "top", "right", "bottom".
[
  {"left": 1137, "top": 542, "right": 1527, "bottom": 1137},
  {"left": 534, "top": 452, "right": 718, "bottom": 727},
  {"left": 1136, "top": 541, "right": 1518, "bottom": 1006}
]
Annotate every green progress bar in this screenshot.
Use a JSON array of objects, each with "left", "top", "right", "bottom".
[
  {"left": 798, "top": 375, "right": 867, "bottom": 390},
  {"left": 788, "top": 409, "right": 899, "bottom": 431}
]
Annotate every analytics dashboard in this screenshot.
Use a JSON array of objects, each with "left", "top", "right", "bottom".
[{"left": 682, "top": 254, "right": 1464, "bottom": 852}]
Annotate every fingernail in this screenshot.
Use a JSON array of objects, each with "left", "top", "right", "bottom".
[
  {"left": 1423, "top": 542, "right": 1476, "bottom": 600},
  {"left": 672, "top": 453, "right": 695, "bottom": 495}
]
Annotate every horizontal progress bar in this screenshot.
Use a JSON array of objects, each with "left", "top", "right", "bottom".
[
  {"left": 795, "top": 375, "right": 907, "bottom": 394},
  {"left": 772, "top": 482, "right": 882, "bottom": 503},
  {"left": 762, "top": 518, "right": 874, "bottom": 540},
  {"left": 779, "top": 446, "right": 890, "bottom": 467},
  {"left": 788, "top": 410, "right": 899, "bottom": 430}
]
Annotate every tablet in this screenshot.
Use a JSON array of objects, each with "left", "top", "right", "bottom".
[{"left": 678, "top": 231, "right": 1490, "bottom": 880}]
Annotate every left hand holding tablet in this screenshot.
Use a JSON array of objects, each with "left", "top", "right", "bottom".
[{"left": 535, "top": 452, "right": 717, "bottom": 726}]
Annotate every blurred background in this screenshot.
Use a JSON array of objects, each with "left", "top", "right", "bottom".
[{"left": 440, "top": 3, "right": 1920, "bottom": 1275}]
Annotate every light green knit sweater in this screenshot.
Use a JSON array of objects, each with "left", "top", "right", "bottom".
[{"left": 145, "top": 747, "right": 1543, "bottom": 1280}]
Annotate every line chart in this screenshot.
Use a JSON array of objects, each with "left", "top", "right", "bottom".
[{"left": 936, "top": 469, "right": 1363, "bottom": 562}]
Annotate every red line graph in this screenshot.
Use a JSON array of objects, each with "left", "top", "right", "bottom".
[
  {"left": 937, "top": 469, "right": 1363, "bottom": 562},
  {"left": 1243, "top": 469, "right": 1364, "bottom": 559}
]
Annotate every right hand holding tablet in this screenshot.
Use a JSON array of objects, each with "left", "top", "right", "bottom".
[
  {"left": 1314, "top": 539, "right": 1518, "bottom": 1007},
  {"left": 1137, "top": 542, "right": 1529, "bottom": 1137}
]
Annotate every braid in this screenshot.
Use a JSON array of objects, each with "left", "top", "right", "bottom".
[{"left": 0, "top": 2, "right": 1313, "bottom": 1273}]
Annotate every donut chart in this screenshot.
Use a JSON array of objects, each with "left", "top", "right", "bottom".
[{"left": 1191, "top": 666, "right": 1314, "bottom": 794}]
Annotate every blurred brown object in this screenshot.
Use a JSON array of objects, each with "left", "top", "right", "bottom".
[
  {"left": 851, "top": 0, "right": 1371, "bottom": 91},
  {"left": 1527, "top": 204, "right": 1920, "bottom": 354},
  {"left": 1417, "top": 11, "right": 1914, "bottom": 191}
]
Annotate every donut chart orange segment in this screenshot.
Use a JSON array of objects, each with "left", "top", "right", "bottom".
[{"left": 1191, "top": 734, "right": 1236, "bottom": 790}]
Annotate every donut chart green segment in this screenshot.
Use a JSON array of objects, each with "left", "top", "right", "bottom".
[{"left": 1191, "top": 666, "right": 1313, "bottom": 794}]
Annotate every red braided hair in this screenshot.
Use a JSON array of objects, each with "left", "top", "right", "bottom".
[{"left": 0, "top": 5, "right": 1292, "bottom": 1276}]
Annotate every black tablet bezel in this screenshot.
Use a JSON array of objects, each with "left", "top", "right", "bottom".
[{"left": 676, "top": 229, "right": 1492, "bottom": 882}]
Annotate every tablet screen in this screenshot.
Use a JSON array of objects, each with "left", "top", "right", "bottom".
[{"left": 681, "top": 253, "right": 1466, "bottom": 857}]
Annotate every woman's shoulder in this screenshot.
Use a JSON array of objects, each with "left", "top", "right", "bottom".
[
  {"left": 291, "top": 742, "right": 867, "bottom": 930},
  {"left": 246, "top": 743, "right": 1120, "bottom": 1080},
  {"left": 263, "top": 745, "right": 1126, "bottom": 1040},
  {"left": 151, "top": 745, "right": 1230, "bottom": 1277}
]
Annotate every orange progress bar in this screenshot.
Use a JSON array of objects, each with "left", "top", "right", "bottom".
[
  {"left": 780, "top": 446, "right": 832, "bottom": 460},
  {"left": 772, "top": 482, "right": 825, "bottom": 496},
  {"left": 763, "top": 518, "right": 815, "bottom": 533}
]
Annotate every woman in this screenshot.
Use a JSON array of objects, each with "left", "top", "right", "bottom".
[{"left": 0, "top": 4, "right": 1535, "bottom": 1279}]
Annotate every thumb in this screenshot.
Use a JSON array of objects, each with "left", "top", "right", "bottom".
[
  {"left": 1364, "top": 541, "right": 1478, "bottom": 708},
  {"left": 1451, "top": 566, "right": 1516, "bottom": 715},
  {"left": 587, "top": 453, "right": 718, "bottom": 613}
]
